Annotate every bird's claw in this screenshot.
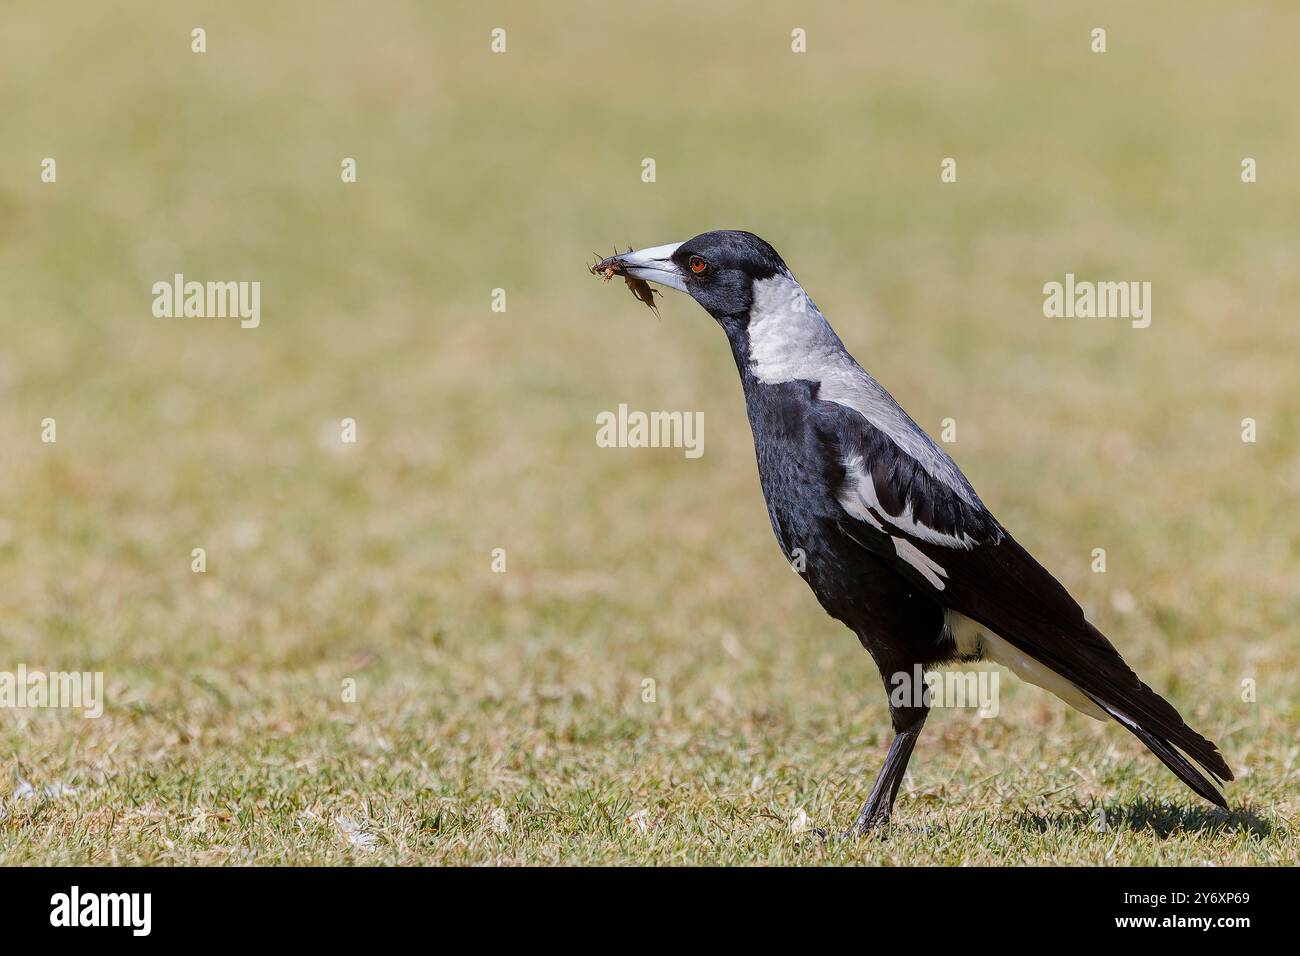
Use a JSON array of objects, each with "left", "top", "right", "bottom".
[{"left": 845, "top": 811, "right": 894, "bottom": 840}]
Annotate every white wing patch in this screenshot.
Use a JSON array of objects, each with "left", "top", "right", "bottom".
[
  {"left": 838, "top": 455, "right": 954, "bottom": 590},
  {"left": 893, "top": 538, "right": 949, "bottom": 590},
  {"left": 835, "top": 467, "right": 886, "bottom": 531},
  {"left": 841, "top": 455, "right": 977, "bottom": 549}
]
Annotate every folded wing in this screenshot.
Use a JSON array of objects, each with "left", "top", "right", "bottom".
[{"left": 812, "top": 397, "right": 1232, "bottom": 806}]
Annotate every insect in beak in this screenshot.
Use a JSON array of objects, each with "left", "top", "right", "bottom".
[{"left": 590, "top": 247, "right": 661, "bottom": 314}]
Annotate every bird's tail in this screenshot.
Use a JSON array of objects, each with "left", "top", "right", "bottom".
[{"left": 1080, "top": 624, "right": 1233, "bottom": 809}]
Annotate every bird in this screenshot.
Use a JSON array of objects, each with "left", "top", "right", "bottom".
[{"left": 591, "top": 229, "right": 1232, "bottom": 835}]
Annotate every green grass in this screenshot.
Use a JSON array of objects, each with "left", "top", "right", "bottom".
[{"left": 0, "top": 1, "right": 1296, "bottom": 865}]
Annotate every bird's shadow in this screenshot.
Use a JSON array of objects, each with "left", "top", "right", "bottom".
[{"left": 1014, "top": 798, "right": 1277, "bottom": 840}]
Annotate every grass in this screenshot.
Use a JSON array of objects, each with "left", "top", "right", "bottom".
[{"left": 0, "top": 1, "right": 1296, "bottom": 865}]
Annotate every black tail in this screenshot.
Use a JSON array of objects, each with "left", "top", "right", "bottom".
[
  {"left": 909, "top": 529, "right": 1234, "bottom": 809},
  {"left": 1080, "top": 626, "right": 1233, "bottom": 809},
  {"left": 1121, "top": 720, "right": 1229, "bottom": 809}
]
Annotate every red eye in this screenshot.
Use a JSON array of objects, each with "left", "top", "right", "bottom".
[{"left": 688, "top": 255, "right": 708, "bottom": 274}]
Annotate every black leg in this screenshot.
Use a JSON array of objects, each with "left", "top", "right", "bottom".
[{"left": 849, "top": 706, "right": 928, "bottom": 836}]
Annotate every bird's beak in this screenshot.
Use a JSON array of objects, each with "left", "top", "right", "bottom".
[{"left": 592, "top": 242, "right": 687, "bottom": 293}]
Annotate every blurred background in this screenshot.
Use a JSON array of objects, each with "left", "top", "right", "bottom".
[{"left": 0, "top": 1, "right": 1296, "bottom": 863}]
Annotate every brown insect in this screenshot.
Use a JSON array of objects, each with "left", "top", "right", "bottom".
[{"left": 590, "top": 246, "right": 660, "bottom": 314}]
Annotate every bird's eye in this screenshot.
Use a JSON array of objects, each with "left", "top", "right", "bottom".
[{"left": 688, "top": 255, "right": 708, "bottom": 275}]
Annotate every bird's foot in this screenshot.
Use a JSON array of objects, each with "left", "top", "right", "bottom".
[
  {"left": 805, "top": 816, "right": 893, "bottom": 843},
  {"left": 844, "top": 823, "right": 892, "bottom": 841},
  {"left": 845, "top": 805, "right": 894, "bottom": 840}
]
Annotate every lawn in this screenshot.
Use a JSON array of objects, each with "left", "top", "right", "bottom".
[{"left": 0, "top": 1, "right": 1296, "bottom": 865}]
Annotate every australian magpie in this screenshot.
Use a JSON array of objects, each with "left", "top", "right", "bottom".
[{"left": 593, "top": 230, "right": 1231, "bottom": 834}]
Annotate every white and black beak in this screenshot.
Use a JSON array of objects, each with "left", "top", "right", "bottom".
[{"left": 593, "top": 242, "right": 687, "bottom": 293}]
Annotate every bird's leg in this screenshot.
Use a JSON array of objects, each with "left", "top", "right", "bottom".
[{"left": 849, "top": 704, "right": 928, "bottom": 837}]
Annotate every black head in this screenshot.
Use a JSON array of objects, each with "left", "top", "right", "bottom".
[
  {"left": 670, "top": 230, "right": 788, "bottom": 319},
  {"left": 593, "top": 230, "right": 789, "bottom": 323}
]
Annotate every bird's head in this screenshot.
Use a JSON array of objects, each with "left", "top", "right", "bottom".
[{"left": 592, "top": 230, "right": 792, "bottom": 327}]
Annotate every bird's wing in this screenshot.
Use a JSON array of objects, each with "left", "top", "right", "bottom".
[{"left": 812, "top": 397, "right": 1232, "bottom": 804}]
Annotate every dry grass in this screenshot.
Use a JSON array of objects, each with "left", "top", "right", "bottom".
[{"left": 0, "top": 1, "right": 1296, "bottom": 864}]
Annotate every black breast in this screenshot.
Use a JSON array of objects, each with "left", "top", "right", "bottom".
[{"left": 736, "top": 372, "right": 950, "bottom": 668}]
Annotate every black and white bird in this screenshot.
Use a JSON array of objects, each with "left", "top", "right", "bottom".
[{"left": 593, "top": 230, "right": 1231, "bottom": 834}]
